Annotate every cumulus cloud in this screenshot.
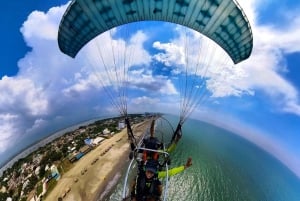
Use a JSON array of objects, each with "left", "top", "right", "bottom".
[
  {"left": 129, "top": 72, "right": 178, "bottom": 95},
  {"left": 151, "top": 0, "right": 300, "bottom": 116},
  {"left": 238, "top": 0, "right": 300, "bottom": 115},
  {"left": 128, "top": 95, "right": 182, "bottom": 115},
  {"left": 62, "top": 28, "right": 179, "bottom": 106},
  {"left": 128, "top": 96, "right": 162, "bottom": 114},
  {"left": 152, "top": 26, "right": 254, "bottom": 99},
  {"left": 0, "top": 5, "right": 67, "bottom": 155},
  {"left": 0, "top": 3, "right": 81, "bottom": 156},
  {"left": 0, "top": 76, "right": 50, "bottom": 153},
  {"left": 21, "top": 8, "right": 60, "bottom": 43},
  {"left": 0, "top": 114, "right": 21, "bottom": 152},
  {"left": 131, "top": 96, "right": 160, "bottom": 105},
  {"left": 0, "top": 76, "right": 49, "bottom": 116},
  {"left": 153, "top": 41, "right": 185, "bottom": 66}
]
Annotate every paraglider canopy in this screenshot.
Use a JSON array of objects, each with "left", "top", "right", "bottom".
[{"left": 58, "top": 0, "right": 253, "bottom": 64}]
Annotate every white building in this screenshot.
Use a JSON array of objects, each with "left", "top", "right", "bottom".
[
  {"left": 22, "top": 179, "right": 30, "bottom": 190},
  {"left": 35, "top": 166, "right": 41, "bottom": 176},
  {"left": 93, "top": 137, "right": 105, "bottom": 145},
  {"left": 50, "top": 165, "right": 60, "bottom": 181},
  {"left": 103, "top": 128, "right": 110, "bottom": 135},
  {"left": 118, "top": 121, "right": 125, "bottom": 130}
]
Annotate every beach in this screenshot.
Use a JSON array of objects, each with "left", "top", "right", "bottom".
[{"left": 44, "top": 120, "right": 151, "bottom": 201}]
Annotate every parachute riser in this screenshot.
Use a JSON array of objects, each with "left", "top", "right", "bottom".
[
  {"left": 171, "top": 122, "right": 183, "bottom": 144},
  {"left": 125, "top": 117, "right": 137, "bottom": 150}
]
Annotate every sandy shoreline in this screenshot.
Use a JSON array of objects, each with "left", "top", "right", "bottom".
[{"left": 44, "top": 120, "right": 150, "bottom": 201}]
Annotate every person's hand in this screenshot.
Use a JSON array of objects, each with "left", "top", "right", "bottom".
[{"left": 184, "top": 157, "right": 192, "bottom": 169}]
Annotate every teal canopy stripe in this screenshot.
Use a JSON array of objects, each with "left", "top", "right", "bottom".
[{"left": 58, "top": 0, "right": 253, "bottom": 64}]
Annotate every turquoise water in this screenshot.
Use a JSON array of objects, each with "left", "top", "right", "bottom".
[{"left": 104, "top": 116, "right": 300, "bottom": 201}]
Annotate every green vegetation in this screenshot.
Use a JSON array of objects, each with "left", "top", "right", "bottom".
[
  {"left": 43, "top": 179, "right": 57, "bottom": 199},
  {"left": 23, "top": 175, "right": 38, "bottom": 194},
  {"left": 60, "top": 159, "right": 73, "bottom": 173},
  {"left": 36, "top": 183, "right": 43, "bottom": 196},
  {"left": 0, "top": 192, "right": 9, "bottom": 201},
  {"left": 40, "top": 150, "right": 63, "bottom": 164},
  {"left": 20, "top": 197, "right": 27, "bottom": 201},
  {"left": 39, "top": 164, "right": 46, "bottom": 178}
]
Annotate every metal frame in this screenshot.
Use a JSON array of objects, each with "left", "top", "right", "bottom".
[{"left": 122, "top": 147, "right": 170, "bottom": 201}]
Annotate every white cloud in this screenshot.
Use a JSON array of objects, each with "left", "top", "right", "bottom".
[
  {"left": 206, "top": 65, "right": 254, "bottom": 97},
  {"left": 131, "top": 96, "right": 160, "bottom": 105},
  {"left": 128, "top": 96, "right": 165, "bottom": 114},
  {"left": 25, "top": 118, "right": 48, "bottom": 135},
  {"left": 153, "top": 41, "right": 185, "bottom": 66},
  {"left": 129, "top": 72, "right": 178, "bottom": 95},
  {"left": 152, "top": 26, "right": 254, "bottom": 99},
  {"left": 153, "top": 28, "right": 232, "bottom": 75},
  {"left": 0, "top": 76, "right": 49, "bottom": 116},
  {"left": 160, "top": 79, "right": 178, "bottom": 95},
  {"left": 0, "top": 114, "right": 20, "bottom": 152},
  {"left": 61, "top": 29, "right": 155, "bottom": 97},
  {"left": 21, "top": 9, "right": 59, "bottom": 42},
  {"left": 0, "top": 4, "right": 78, "bottom": 156},
  {"left": 234, "top": 0, "right": 300, "bottom": 115},
  {"left": 62, "top": 71, "right": 98, "bottom": 96},
  {"left": 128, "top": 95, "right": 182, "bottom": 115},
  {"left": 82, "top": 29, "right": 151, "bottom": 75},
  {"left": 151, "top": 0, "right": 300, "bottom": 116}
]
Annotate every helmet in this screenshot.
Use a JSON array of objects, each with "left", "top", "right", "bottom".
[{"left": 145, "top": 160, "right": 158, "bottom": 173}]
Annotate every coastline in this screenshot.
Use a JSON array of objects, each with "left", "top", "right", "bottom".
[
  {"left": 93, "top": 153, "right": 128, "bottom": 201},
  {"left": 44, "top": 119, "right": 150, "bottom": 201},
  {"left": 0, "top": 117, "right": 108, "bottom": 175}
]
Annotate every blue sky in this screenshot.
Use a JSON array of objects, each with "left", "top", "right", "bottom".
[{"left": 1, "top": 0, "right": 300, "bottom": 179}]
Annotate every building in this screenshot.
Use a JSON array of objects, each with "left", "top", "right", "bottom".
[
  {"left": 68, "top": 153, "right": 77, "bottom": 163},
  {"left": 118, "top": 121, "right": 125, "bottom": 130},
  {"left": 79, "top": 145, "right": 91, "bottom": 154},
  {"left": 84, "top": 138, "right": 93, "bottom": 146},
  {"left": 68, "top": 146, "right": 76, "bottom": 152},
  {"left": 92, "top": 137, "right": 105, "bottom": 145},
  {"left": 50, "top": 165, "right": 60, "bottom": 181},
  {"left": 68, "top": 145, "right": 91, "bottom": 163},
  {"left": 103, "top": 128, "right": 110, "bottom": 135},
  {"left": 34, "top": 166, "right": 40, "bottom": 176}
]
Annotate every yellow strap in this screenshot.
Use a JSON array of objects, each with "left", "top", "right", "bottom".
[{"left": 158, "top": 166, "right": 185, "bottom": 178}]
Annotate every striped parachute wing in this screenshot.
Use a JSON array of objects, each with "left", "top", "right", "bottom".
[{"left": 57, "top": 0, "right": 253, "bottom": 64}]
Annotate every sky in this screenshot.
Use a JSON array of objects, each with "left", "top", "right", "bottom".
[{"left": 1, "top": 0, "right": 300, "bottom": 178}]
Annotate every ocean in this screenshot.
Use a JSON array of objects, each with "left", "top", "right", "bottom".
[{"left": 103, "top": 116, "right": 300, "bottom": 201}]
